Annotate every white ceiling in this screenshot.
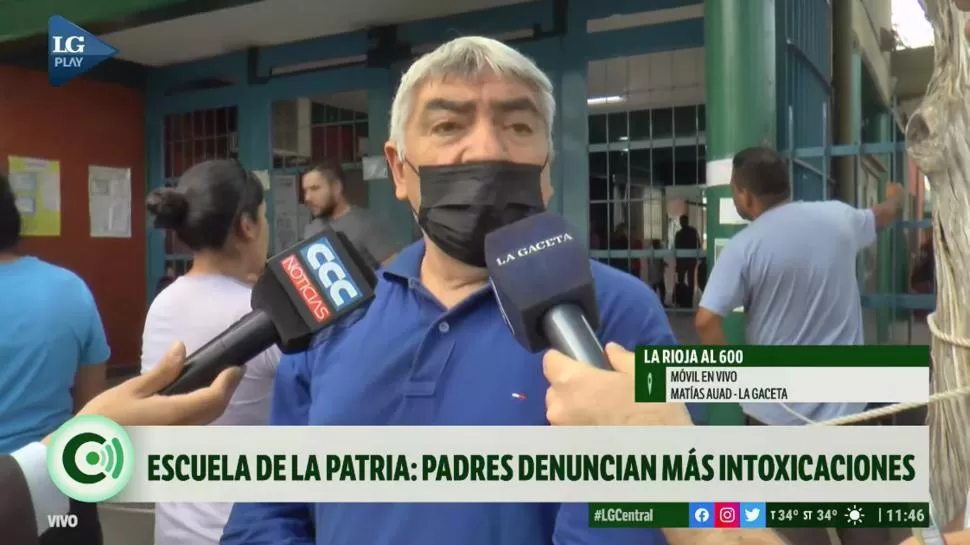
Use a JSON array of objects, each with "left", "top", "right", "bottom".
[
  {"left": 101, "top": 0, "right": 533, "bottom": 66},
  {"left": 588, "top": 48, "right": 705, "bottom": 111},
  {"left": 118, "top": 0, "right": 706, "bottom": 113},
  {"left": 304, "top": 47, "right": 706, "bottom": 115},
  {"left": 312, "top": 90, "right": 369, "bottom": 113}
]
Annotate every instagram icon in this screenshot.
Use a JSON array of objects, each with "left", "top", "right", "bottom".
[{"left": 715, "top": 503, "right": 740, "bottom": 528}]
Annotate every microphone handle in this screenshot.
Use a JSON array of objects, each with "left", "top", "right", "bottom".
[
  {"left": 541, "top": 303, "right": 611, "bottom": 370},
  {"left": 159, "top": 310, "right": 279, "bottom": 396}
]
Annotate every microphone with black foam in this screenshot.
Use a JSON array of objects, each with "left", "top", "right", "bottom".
[
  {"left": 485, "top": 211, "right": 611, "bottom": 370},
  {"left": 160, "top": 227, "right": 378, "bottom": 395}
]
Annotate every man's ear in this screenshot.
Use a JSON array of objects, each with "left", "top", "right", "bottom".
[
  {"left": 384, "top": 141, "right": 408, "bottom": 202},
  {"left": 236, "top": 215, "right": 257, "bottom": 242}
]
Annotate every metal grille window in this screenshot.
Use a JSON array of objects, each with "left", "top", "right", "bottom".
[
  {"left": 271, "top": 91, "right": 368, "bottom": 169},
  {"left": 161, "top": 106, "right": 239, "bottom": 276},
  {"left": 587, "top": 50, "right": 707, "bottom": 309}
]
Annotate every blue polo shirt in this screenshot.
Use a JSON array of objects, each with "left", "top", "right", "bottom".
[{"left": 221, "top": 241, "right": 677, "bottom": 545}]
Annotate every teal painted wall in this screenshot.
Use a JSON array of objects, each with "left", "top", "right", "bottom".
[{"left": 144, "top": 0, "right": 706, "bottom": 296}]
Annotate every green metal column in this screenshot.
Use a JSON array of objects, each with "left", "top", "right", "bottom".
[
  {"left": 873, "top": 111, "right": 894, "bottom": 343},
  {"left": 832, "top": 0, "right": 855, "bottom": 204},
  {"left": 237, "top": 92, "right": 273, "bottom": 253},
  {"left": 367, "top": 66, "right": 416, "bottom": 248},
  {"left": 703, "top": 0, "right": 777, "bottom": 425}
]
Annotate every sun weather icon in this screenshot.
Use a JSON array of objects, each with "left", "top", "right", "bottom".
[{"left": 845, "top": 505, "right": 864, "bottom": 525}]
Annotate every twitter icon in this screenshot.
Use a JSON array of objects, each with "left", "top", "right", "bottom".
[{"left": 740, "top": 502, "right": 766, "bottom": 528}]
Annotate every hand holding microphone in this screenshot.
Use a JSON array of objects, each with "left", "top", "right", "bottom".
[
  {"left": 160, "top": 228, "right": 378, "bottom": 395},
  {"left": 484, "top": 211, "right": 611, "bottom": 369},
  {"left": 542, "top": 344, "right": 693, "bottom": 427},
  {"left": 484, "top": 211, "right": 691, "bottom": 427},
  {"left": 70, "top": 342, "right": 243, "bottom": 432}
]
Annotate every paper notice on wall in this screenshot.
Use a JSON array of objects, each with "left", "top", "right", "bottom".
[
  {"left": 271, "top": 173, "right": 300, "bottom": 252},
  {"left": 8, "top": 155, "right": 61, "bottom": 236},
  {"left": 253, "top": 170, "right": 271, "bottom": 190},
  {"left": 88, "top": 165, "right": 132, "bottom": 238},
  {"left": 718, "top": 198, "right": 750, "bottom": 225},
  {"left": 362, "top": 155, "right": 389, "bottom": 181}
]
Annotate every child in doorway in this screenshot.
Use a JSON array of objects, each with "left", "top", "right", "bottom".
[{"left": 645, "top": 239, "right": 667, "bottom": 306}]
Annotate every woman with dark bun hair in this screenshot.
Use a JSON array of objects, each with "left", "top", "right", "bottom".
[{"left": 140, "top": 159, "right": 279, "bottom": 545}]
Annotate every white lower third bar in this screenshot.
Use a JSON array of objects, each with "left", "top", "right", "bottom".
[{"left": 664, "top": 367, "right": 929, "bottom": 403}]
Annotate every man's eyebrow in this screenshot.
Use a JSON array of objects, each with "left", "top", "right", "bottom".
[
  {"left": 421, "top": 98, "right": 475, "bottom": 116},
  {"left": 491, "top": 97, "right": 540, "bottom": 116}
]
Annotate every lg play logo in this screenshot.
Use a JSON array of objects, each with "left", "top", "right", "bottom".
[{"left": 48, "top": 16, "right": 118, "bottom": 87}]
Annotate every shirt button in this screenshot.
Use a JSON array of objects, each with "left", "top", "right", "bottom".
[
  {"left": 438, "top": 322, "right": 451, "bottom": 334},
  {"left": 408, "top": 278, "right": 419, "bottom": 289}
]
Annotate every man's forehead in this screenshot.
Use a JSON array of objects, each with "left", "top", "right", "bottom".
[
  {"left": 303, "top": 171, "right": 328, "bottom": 186},
  {"left": 414, "top": 73, "right": 540, "bottom": 108}
]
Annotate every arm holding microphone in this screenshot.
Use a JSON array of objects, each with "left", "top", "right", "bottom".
[
  {"left": 543, "top": 346, "right": 788, "bottom": 545},
  {"left": 546, "top": 346, "right": 969, "bottom": 545},
  {"left": 484, "top": 211, "right": 677, "bottom": 371},
  {"left": 0, "top": 227, "right": 371, "bottom": 545},
  {"left": 1, "top": 342, "right": 243, "bottom": 543},
  {"left": 486, "top": 212, "right": 706, "bottom": 545},
  {"left": 543, "top": 344, "right": 692, "bottom": 427},
  {"left": 159, "top": 227, "right": 377, "bottom": 396},
  {"left": 5, "top": 228, "right": 376, "bottom": 545}
]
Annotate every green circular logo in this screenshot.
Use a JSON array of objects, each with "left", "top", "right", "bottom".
[{"left": 47, "top": 415, "right": 134, "bottom": 502}]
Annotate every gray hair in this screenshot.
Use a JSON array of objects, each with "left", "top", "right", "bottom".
[{"left": 389, "top": 36, "right": 556, "bottom": 160}]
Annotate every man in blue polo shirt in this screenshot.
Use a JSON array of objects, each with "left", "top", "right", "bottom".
[{"left": 220, "top": 36, "right": 675, "bottom": 545}]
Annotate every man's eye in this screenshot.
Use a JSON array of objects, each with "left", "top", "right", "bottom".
[
  {"left": 509, "top": 123, "right": 534, "bottom": 135},
  {"left": 432, "top": 122, "right": 462, "bottom": 135}
]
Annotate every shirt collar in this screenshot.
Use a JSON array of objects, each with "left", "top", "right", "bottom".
[
  {"left": 381, "top": 241, "right": 495, "bottom": 312},
  {"left": 381, "top": 240, "right": 497, "bottom": 314},
  {"left": 381, "top": 239, "right": 426, "bottom": 284}
]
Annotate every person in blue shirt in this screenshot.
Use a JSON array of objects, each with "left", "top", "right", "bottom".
[
  {"left": 220, "top": 36, "right": 676, "bottom": 545},
  {"left": 694, "top": 148, "right": 902, "bottom": 545},
  {"left": 0, "top": 173, "right": 110, "bottom": 545}
]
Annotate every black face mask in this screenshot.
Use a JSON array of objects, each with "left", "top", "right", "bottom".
[{"left": 410, "top": 160, "right": 546, "bottom": 267}]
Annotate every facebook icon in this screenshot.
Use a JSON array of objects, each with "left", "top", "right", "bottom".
[{"left": 689, "top": 503, "right": 715, "bottom": 528}]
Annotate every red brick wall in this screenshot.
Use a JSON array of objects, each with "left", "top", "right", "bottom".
[
  {"left": 311, "top": 125, "right": 357, "bottom": 164},
  {"left": 0, "top": 66, "right": 146, "bottom": 370}
]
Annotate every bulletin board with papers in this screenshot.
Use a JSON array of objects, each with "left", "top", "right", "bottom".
[
  {"left": 88, "top": 165, "right": 132, "bottom": 238},
  {"left": 8, "top": 155, "right": 61, "bottom": 237}
]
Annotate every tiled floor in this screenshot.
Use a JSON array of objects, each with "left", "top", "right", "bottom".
[
  {"left": 99, "top": 504, "right": 154, "bottom": 544},
  {"left": 100, "top": 310, "right": 931, "bottom": 545}
]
